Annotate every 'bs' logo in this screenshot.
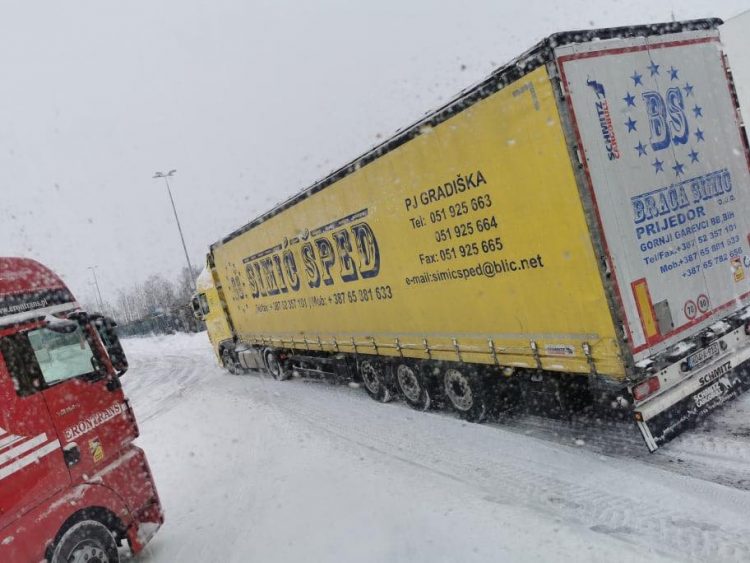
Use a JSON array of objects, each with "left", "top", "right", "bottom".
[{"left": 642, "top": 88, "right": 689, "bottom": 151}]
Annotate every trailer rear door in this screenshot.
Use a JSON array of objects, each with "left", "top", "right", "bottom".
[{"left": 555, "top": 29, "right": 750, "bottom": 362}]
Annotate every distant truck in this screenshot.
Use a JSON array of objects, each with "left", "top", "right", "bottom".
[
  {"left": 193, "top": 267, "right": 234, "bottom": 370},
  {"left": 0, "top": 258, "right": 163, "bottom": 561},
  {"left": 195, "top": 19, "right": 750, "bottom": 452}
]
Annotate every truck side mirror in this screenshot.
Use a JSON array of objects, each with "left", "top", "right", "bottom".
[{"left": 92, "top": 315, "right": 129, "bottom": 376}]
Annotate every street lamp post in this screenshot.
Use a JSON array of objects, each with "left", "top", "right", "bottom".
[
  {"left": 153, "top": 169, "right": 197, "bottom": 292},
  {"left": 88, "top": 265, "right": 104, "bottom": 312}
]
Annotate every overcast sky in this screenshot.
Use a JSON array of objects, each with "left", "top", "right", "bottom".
[{"left": 2, "top": 0, "right": 748, "bottom": 308}]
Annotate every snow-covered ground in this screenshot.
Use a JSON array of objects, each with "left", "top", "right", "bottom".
[{"left": 121, "top": 333, "right": 750, "bottom": 562}]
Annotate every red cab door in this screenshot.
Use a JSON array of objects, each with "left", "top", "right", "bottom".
[
  {"left": 0, "top": 330, "right": 71, "bottom": 532},
  {"left": 21, "top": 322, "right": 137, "bottom": 483}
]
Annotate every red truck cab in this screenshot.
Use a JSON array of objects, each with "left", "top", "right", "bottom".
[{"left": 0, "top": 257, "right": 163, "bottom": 562}]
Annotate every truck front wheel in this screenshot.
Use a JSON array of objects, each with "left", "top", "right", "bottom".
[
  {"left": 443, "top": 367, "right": 487, "bottom": 422},
  {"left": 395, "top": 362, "right": 431, "bottom": 411},
  {"left": 222, "top": 348, "right": 240, "bottom": 375},
  {"left": 360, "top": 359, "right": 393, "bottom": 403},
  {"left": 51, "top": 520, "right": 119, "bottom": 563}
]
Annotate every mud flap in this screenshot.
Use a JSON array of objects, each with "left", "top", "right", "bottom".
[{"left": 635, "top": 359, "right": 750, "bottom": 452}]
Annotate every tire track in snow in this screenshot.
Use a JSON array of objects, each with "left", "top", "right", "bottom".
[
  {"left": 239, "top": 376, "right": 750, "bottom": 562},
  {"left": 496, "top": 411, "right": 750, "bottom": 492},
  {"left": 124, "top": 336, "right": 750, "bottom": 562},
  {"left": 123, "top": 338, "right": 221, "bottom": 422}
]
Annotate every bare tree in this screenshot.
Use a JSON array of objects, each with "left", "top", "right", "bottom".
[{"left": 104, "top": 265, "right": 202, "bottom": 328}]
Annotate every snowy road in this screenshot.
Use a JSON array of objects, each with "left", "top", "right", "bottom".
[{"left": 122, "top": 333, "right": 750, "bottom": 562}]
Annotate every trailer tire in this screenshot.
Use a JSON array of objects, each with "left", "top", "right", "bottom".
[
  {"left": 221, "top": 347, "right": 240, "bottom": 375},
  {"left": 265, "top": 349, "right": 291, "bottom": 381},
  {"left": 443, "top": 367, "right": 487, "bottom": 422},
  {"left": 51, "top": 519, "right": 119, "bottom": 563},
  {"left": 395, "top": 362, "right": 431, "bottom": 411},
  {"left": 359, "top": 359, "right": 393, "bottom": 403}
]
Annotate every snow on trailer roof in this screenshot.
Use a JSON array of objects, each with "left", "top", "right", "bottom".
[
  {"left": 195, "top": 267, "right": 213, "bottom": 292},
  {"left": 211, "top": 18, "right": 722, "bottom": 252}
]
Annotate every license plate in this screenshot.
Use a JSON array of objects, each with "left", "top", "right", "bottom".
[
  {"left": 686, "top": 341, "right": 722, "bottom": 370},
  {"left": 636, "top": 357, "right": 750, "bottom": 453},
  {"left": 693, "top": 379, "right": 727, "bottom": 408}
]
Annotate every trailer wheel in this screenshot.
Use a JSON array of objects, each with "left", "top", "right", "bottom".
[
  {"left": 395, "top": 363, "right": 431, "bottom": 411},
  {"left": 222, "top": 347, "right": 240, "bottom": 375},
  {"left": 51, "top": 520, "right": 119, "bottom": 563},
  {"left": 443, "top": 367, "right": 487, "bottom": 422},
  {"left": 265, "top": 350, "right": 290, "bottom": 381},
  {"left": 359, "top": 359, "right": 393, "bottom": 403}
]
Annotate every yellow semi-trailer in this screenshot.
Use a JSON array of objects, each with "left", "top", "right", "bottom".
[{"left": 205, "top": 19, "right": 750, "bottom": 451}]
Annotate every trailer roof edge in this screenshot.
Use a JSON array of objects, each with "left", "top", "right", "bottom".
[{"left": 210, "top": 18, "right": 721, "bottom": 252}]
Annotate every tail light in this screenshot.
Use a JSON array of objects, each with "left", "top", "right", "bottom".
[{"left": 632, "top": 376, "right": 661, "bottom": 402}]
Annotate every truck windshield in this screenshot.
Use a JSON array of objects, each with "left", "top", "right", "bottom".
[{"left": 27, "top": 325, "right": 95, "bottom": 385}]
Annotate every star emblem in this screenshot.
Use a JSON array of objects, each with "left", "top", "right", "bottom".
[
  {"left": 623, "top": 92, "right": 636, "bottom": 107},
  {"left": 673, "top": 161, "right": 685, "bottom": 176},
  {"left": 653, "top": 158, "right": 664, "bottom": 173},
  {"left": 684, "top": 83, "right": 694, "bottom": 97},
  {"left": 635, "top": 141, "right": 648, "bottom": 157},
  {"left": 668, "top": 66, "right": 679, "bottom": 80},
  {"left": 625, "top": 117, "right": 637, "bottom": 132},
  {"left": 695, "top": 128, "right": 705, "bottom": 142},
  {"left": 688, "top": 149, "right": 700, "bottom": 163},
  {"left": 631, "top": 71, "right": 643, "bottom": 86},
  {"left": 693, "top": 105, "right": 703, "bottom": 118},
  {"left": 648, "top": 61, "right": 660, "bottom": 76}
]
